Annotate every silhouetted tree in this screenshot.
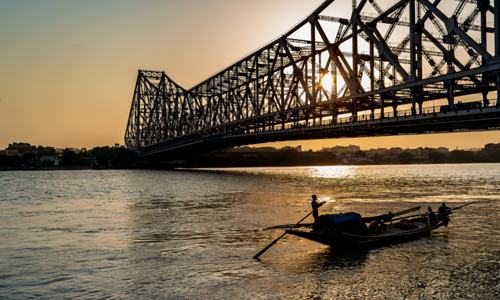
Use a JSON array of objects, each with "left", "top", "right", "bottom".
[
  {"left": 7, "top": 155, "right": 23, "bottom": 167},
  {"left": 372, "top": 153, "right": 384, "bottom": 163},
  {"left": 0, "top": 154, "right": 9, "bottom": 167},
  {"left": 354, "top": 150, "right": 367, "bottom": 158},
  {"left": 91, "top": 146, "right": 112, "bottom": 166},
  {"left": 273, "top": 146, "right": 300, "bottom": 165},
  {"left": 488, "top": 151, "right": 500, "bottom": 162},
  {"left": 90, "top": 146, "right": 136, "bottom": 167},
  {"left": 398, "top": 152, "right": 414, "bottom": 164},
  {"left": 428, "top": 152, "right": 447, "bottom": 163},
  {"left": 63, "top": 149, "right": 79, "bottom": 166},
  {"left": 22, "top": 152, "right": 37, "bottom": 163},
  {"left": 448, "top": 150, "right": 476, "bottom": 163},
  {"left": 77, "top": 151, "right": 91, "bottom": 158},
  {"left": 110, "top": 147, "right": 136, "bottom": 167}
]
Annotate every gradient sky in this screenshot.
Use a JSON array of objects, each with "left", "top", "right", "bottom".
[{"left": 1, "top": 0, "right": 498, "bottom": 151}]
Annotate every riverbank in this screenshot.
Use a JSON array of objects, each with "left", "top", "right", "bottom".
[{"left": 0, "top": 166, "right": 137, "bottom": 171}]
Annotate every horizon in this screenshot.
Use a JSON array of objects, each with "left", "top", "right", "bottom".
[
  {"left": 1, "top": 0, "right": 499, "bottom": 151},
  {"left": 2, "top": 138, "right": 495, "bottom": 153}
]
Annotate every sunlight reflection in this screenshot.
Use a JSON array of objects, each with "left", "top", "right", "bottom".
[
  {"left": 319, "top": 196, "right": 335, "bottom": 203},
  {"left": 306, "top": 166, "right": 358, "bottom": 179}
]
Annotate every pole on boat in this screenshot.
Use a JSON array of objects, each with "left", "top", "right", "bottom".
[
  {"left": 426, "top": 213, "right": 432, "bottom": 243},
  {"left": 253, "top": 202, "right": 325, "bottom": 259},
  {"left": 451, "top": 201, "right": 477, "bottom": 211}
]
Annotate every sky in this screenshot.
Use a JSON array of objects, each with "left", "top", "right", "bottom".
[{"left": 0, "top": 0, "right": 498, "bottom": 151}]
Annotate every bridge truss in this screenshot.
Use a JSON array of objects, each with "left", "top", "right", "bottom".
[{"left": 125, "top": 0, "right": 500, "bottom": 157}]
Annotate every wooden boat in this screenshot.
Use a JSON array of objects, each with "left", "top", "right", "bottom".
[{"left": 285, "top": 205, "right": 455, "bottom": 251}]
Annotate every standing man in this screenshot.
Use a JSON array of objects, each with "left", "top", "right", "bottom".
[
  {"left": 438, "top": 203, "right": 451, "bottom": 215},
  {"left": 311, "top": 195, "right": 324, "bottom": 221},
  {"left": 438, "top": 203, "right": 451, "bottom": 226}
]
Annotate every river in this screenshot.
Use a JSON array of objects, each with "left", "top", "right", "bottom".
[{"left": 1, "top": 164, "right": 499, "bottom": 299}]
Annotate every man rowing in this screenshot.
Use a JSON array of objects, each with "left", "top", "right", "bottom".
[{"left": 311, "top": 195, "right": 324, "bottom": 222}]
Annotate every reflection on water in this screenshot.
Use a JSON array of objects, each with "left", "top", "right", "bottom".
[{"left": 1, "top": 165, "right": 500, "bottom": 299}]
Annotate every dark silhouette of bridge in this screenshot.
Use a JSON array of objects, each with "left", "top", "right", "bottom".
[{"left": 125, "top": 0, "right": 500, "bottom": 159}]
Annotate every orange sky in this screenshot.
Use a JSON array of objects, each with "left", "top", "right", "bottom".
[{"left": 0, "top": 0, "right": 498, "bottom": 151}]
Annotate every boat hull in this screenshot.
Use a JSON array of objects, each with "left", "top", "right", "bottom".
[{"left": 286, "top": 221, "right": 445, "bottom": 251}]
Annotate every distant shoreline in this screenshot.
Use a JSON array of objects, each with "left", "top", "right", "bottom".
[
  {"left": 3, "top": 161, "right": 500, "bottom": 171},
  {"left": 0, "top": 166, "right": 134, "bottom": 171}
]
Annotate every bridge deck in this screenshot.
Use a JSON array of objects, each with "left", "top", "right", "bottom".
[{"left": 140, "top": 102, "right": 500, "bottom": 158}]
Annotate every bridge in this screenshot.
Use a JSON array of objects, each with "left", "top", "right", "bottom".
[{"left": 125, "top": 0, "right": 500, "bottom": 159}]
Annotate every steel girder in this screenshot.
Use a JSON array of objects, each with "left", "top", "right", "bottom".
[{"left": 125, "top": 0, "right": 500, "bottom": 153}]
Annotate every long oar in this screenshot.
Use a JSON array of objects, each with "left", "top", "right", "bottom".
[
  {"left": 451, "top": 201, "right": 477, "bottom": 211},
  {"left": 253, "top": 203, "right": 324, "bottom": 259},
  {"left": 426, "top": 213, "right": 432, "bottom": 243}
]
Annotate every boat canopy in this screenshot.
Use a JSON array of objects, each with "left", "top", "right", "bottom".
[{"left": 318, "top": 212, "right": 371, "bottom": 236}]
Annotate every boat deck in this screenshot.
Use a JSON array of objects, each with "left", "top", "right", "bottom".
[{"left": 371, "top": 219, "right": 430, "bottom": 237}]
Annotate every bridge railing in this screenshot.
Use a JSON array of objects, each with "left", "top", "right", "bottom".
[
  {"left": 139, "top": 98, "right": 500, "bottom": 156},
  {"left": 274, "top": 98, "right": 499, "bottom": 129}
]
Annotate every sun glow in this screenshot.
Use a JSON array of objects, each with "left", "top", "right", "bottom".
[{"left": 320, "top": 73, "right": 334, "bottom": 90}]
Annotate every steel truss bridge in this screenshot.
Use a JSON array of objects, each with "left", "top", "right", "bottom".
[{"left": 125, "top": 0, "right": 500, "bottom": 158}]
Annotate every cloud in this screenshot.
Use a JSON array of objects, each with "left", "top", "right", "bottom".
[{"left": 67, "top": 43, "right": 84, "bottom": 48}]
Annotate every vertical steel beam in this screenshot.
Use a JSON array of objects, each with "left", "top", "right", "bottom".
[
  {"left": 495, "top": 0, "right": 500, "bottom": 60},
  {"left": 480, "top": 0, "right": 488, "bottom": 103},
  {"left": 370, "top": 40, "right": 375, "bottom": 117},
  {"left": 352, "top": 4, "right": 358, "bottom": 120},
  {"left": 135, "top": 72, "right": 142, "bottom": 151},
  {"left": 416, "top": 2, "right": 423, "bottom": 81},
  {"left": 409, "top": 0, "right": 416, "bottom": 81},
  {"left": 311, "top": 22, "right": 316, "bottom": 106},
  {"left": 379, "top": 56, "right": 384, "bottom": 117},
  {"left": 333, "top": 61, "right": 337, "bottom": 98},
  {"left": 497, "top": 71, "right": 500, "bottom": 101},
  {"left": 311, "top": 21, "right": 316, "bottom": 125}
]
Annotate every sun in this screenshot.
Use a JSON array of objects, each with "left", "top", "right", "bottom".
[{"left": 320, "top": 73, "right": 334, "bottom": 90}]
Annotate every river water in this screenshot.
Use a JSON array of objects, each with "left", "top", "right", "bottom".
[{"left": 1, "top": 164, "right": 499, "bottom": 299}]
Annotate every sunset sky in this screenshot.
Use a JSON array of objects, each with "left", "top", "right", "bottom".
[{"left": 1, "top": 0, "right": 498, "bottom": 151}]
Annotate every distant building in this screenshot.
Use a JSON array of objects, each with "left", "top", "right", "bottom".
[
  {"left": 9, "top": 142, "right": 31, "bottom": 148},
  {"left": 323, "top": 144, "right": 360, "bottom": 153},
  {"left": 404, "top": 148, "right": 422, "bottom": 156},
  {"left": 5, "top": 149, "right": 19, "bottom": 155},
  {"left": 7, "top": 142, "right": 36, "bottom": 154},
  {"left": 295, "top": 145, "right": 302, "bottom": 152},
  {"left": 389, "top": 147, "right": 404, "bottom": 155},
  {"left": 435, "top": 147, "right": 449, "bottom": 153},
  {"left": 485, "top": 143, "right": 500, "bottom": 153},
  {"left": 40, "top": 155, "right": 61, "bottom": 166},
  {"left": 462, "top": 147, "right": 483, "bottom": 152},
  {"left": 68, "top": 148, "right": 81, "bottom": 154},
  {"left": 365, "top": 148, "right": 387, "bottom": 156}
]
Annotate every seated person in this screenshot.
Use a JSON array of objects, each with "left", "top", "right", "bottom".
[
  {"left": 382, "top": 211, "right": 394, "bottom": 223},
  {"left": 427, "top": 206, "right": 437, "bottom": 222},
  {"left": 368, "top": 217, "right": 382, "bottom": 233}
]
